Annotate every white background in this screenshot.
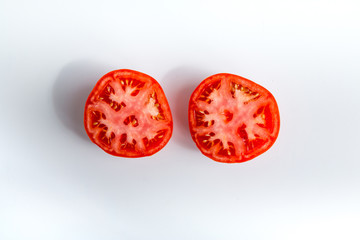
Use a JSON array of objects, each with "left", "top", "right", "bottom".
[{"left": 1, "top": 0, "right": 360, "bottom": 239}]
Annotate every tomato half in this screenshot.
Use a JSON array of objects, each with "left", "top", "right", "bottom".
[
  {"left": 188, "top": 73, "right": 280, "bottom": 163},
  {"left": 84, "top": 69, "right": 173, "bottom": 157}
]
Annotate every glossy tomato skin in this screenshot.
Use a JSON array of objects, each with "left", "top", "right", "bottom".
[
  {"left": 84, "top": 69, "right": 173, "bottom": 158},
  {"left": 188, "top": 73, "right": 280, "bottom": 163}
]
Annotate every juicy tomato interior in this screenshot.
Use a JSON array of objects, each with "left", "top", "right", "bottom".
[
  {"left": 188, "top": 73, "right": 280, "bottom": 163},
  {"left": 84, "top": 69, "right": 173, "bottom": 157}
]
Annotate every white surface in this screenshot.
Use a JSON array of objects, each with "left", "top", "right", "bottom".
[{"left": 1, "top": 0, "right": 360, "bottom": 239}]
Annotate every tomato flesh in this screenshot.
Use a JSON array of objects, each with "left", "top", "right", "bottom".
[
  {"left": 84, "top": 69, "right": 173, "bottom": 157},
  {"left": 188, "top": 73, "right": 280, "bottom": 163}
]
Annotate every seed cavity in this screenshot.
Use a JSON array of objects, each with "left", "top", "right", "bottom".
[
  {"left": 123, "top": 115, "right": 139, "bottom": 127},
  {"left": 230, "top": 82, "right": 260, "bottom": 103}
]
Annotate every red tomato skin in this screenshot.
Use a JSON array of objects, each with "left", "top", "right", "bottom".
[
  {"left": 188, "top": 73, "right": 280, "bottom": 163},
  {"left": 84, "top": 69, "right": 173, "bottom": 158}
]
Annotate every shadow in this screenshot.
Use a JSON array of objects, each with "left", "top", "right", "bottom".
[
  {"left": 161, "top": 66, "right": 212, "bottom": 150},
  {"left": 52, "top": 60, "right": 111, "bottom": 141}
]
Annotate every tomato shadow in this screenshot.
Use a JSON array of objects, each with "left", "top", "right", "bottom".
[
  {"left": 161, "top": 67, "right": 212, "bottom": 150},
  {"left": 52, "top": 60, "right": 111, "bottom": 141}
]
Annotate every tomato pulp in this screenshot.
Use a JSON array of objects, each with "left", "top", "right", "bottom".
[
  {"left": 188, "top": 73, "right": 280, "bottom": 163},
  {"left": 84, "top": 69, "right": 173, "bottom": 157}
]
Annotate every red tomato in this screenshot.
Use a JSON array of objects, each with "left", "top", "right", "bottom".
[
  {"left": 188, "top": 73, "right": 280, "bottom": 163},
  {"left": 84, "top": 69, "right": 173, "bottom": 157}
]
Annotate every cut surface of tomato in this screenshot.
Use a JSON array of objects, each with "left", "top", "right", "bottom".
[
  {"left": 84, "top": 69, "right": 173, "bottom": 157},
  {"left": 188, "top": 73, "right": 280, "bottom": 163}
]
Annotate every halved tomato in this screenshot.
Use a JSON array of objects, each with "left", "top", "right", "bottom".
[
  {"left": 84, "top": 69, "right": 173, "bottom": 157},
  {"left": 188, "top": 73, "right": 280, "bottom": 163}
]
